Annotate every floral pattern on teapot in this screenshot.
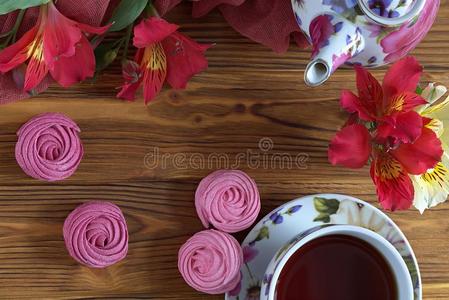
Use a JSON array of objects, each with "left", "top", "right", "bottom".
[{"left": 292, "top": 0, "right": 439, "bottom": 86}]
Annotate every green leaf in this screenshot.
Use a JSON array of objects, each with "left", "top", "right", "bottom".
[
  {"left": 94, "top": 41, "right": 122, "bottom": 73},
  {"left": 257, "top": 226, "right": 270, "bottom": 241},
  {"left": 0, "top": 0, "right": 50, "bottom": 15},
  {"left": 313, "top": 213, "right": 331, "bottom": 223},
  {"left": 313, "top": 197, "right": 340, "bottom": 214},
  {"left": 415, "top": 86, "right": 423, "bottom": 95},
  {"left": 249, "top": 225, "right": 269, "bottom": 245},
  {"left": 109, "top": 0, "right": 148, "bottom": 32},
  {"left": 313, "top": 197, "right": 340, "bottom": 223}
]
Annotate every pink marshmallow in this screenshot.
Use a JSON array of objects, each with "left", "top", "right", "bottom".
[
  {"left": 63, "top": 201, "right": 128, "bottom": 268},
  {"left": 15, "top": 113, "right": 83, "bottom": 181},
  {"left": 178, "top": 229, "right": 243, "bottom": 294},
  {"left": 195, "top": 170, "right": 261, "bottom": 233}
]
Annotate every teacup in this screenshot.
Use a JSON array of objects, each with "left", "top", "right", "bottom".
[{"left": 261, "top": 224, "right": 413, "bottom": 300}]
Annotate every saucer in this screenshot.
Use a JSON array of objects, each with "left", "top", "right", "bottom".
[{"left": 225, "top": 194, "right": 421, "bottom": 300}]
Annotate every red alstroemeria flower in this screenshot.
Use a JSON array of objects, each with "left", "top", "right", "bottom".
[
  {"left": 0, "top": 2, "right": 109, "bottom": 91},
  {"left": 340, "top": 57, "right": 427, "bottom": 141},
  {"left": 328, "top": 57, "right": 444, "bottom": 211},
  {"left": 117, "top": 17, "right": 211, "bottom": 104}
]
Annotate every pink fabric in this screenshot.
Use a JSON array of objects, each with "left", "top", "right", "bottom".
[
  {"left": 56, "top": 0, "right": 111, "bottom": 27},
  {"left": 15, "top": 113, "right": 83, "bottom": 181},
  {"left": 178, "top": 229, "right": 243, "bottom": 294},
  {"left": 0, "top": 0, "right": 111, "bottom": 104},
  {"left": 63, "top": 201, "right": 128, "bottom": 268},
  {"left": 191, "top": 0, "right": 308, "bottom": 53},
  {"left": 0, "top": 71, "right": 50, "bottom": 105},
  {"left": 195, "top": 170, "right": 260, "bottom": 233},
  {"left": 155, "top": 0, "right": 182, "bottom": 16},
  {"left": 191, "top": 0, "right": 245, "bottom": 17},
  {"left": 0, "top": 12, "right": 17, "bottom": 34},
  {"left": 154, "top": 0, "right": 308, "bottom": 52}
]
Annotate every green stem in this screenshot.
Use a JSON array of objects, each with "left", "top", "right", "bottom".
[
  {"left": 145, "top": 1, "right": 160, "bottom": 18},
  {"left": 112, "top": 36, "right": 125, "bottom": 48},
  {"left": 121, "top": 23, "right": 133, "bottom": 62},
  {"left": 0, "top": 29, "right": 14, "bottom": 39},
  {"left": 1, "top": 9, "right": 26, "bottom": 48},
  {"left": 11, "top": 9, "right": 26, "bottom": 43}
]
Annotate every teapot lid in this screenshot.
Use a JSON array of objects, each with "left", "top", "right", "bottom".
[{"left": 358, "top": 0, "right": 425, "bottom": 26}]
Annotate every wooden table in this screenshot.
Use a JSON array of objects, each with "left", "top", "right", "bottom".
[{"left": 0, "top": 2, "right": 448, "bottom": 299}]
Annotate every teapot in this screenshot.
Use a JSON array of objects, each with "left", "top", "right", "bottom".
[{"left": 291, "top": 0, "right": 439, "bottom": 86}]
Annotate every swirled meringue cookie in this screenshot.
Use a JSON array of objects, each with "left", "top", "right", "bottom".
[
  {"left": 15, "top": 113, "right": 83, "bottom": 181},
  {"left": 178, "top": 229, "right": 243, "bottom": 294},
  {"left": 63, "top": 201, "right": 128, "bottom": 268},
  {"left": 195, "top": 170, "right": 261, "bottom": 233}
]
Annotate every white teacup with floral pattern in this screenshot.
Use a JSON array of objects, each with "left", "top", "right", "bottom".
[{"left": 261, "top": 224, "right": 413, "bottom": 300}]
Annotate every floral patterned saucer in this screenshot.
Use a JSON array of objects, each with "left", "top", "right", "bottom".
[{"left": 225, "top": 194, "right": 421, "bottom": 300}]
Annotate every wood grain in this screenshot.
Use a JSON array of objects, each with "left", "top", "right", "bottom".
[{"left": 0, "top": 1, "right": 449, "bottom": 299}]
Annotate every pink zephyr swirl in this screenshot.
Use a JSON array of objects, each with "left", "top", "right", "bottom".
[
  {"left": 195, "top": 170, "right": 261, "bottom": 233},
  {"left": 63, "top": 201, "right": 128, "bottom": 268},
  {"left": 15, "top": 113, "right": 83, "bottom": 181},
  {"left": 178, "top": 229, "right": 243, "bottom": 294}
]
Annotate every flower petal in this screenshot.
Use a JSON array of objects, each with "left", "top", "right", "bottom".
[
  {"left": 133, "top": 17, "right": 178, "bottom": 49},
  {"left": 163, "top": 31, "right": 211, "bottom": 89},
  {"left": 141, "top": 43, "right": 167, "bottom": 104},
  {"left": 384, "top": 91, "right": 427, "bottom": 114},
  {"left": 427, "top": 97, "right": 449, "bottom": 146},
  {"left": 392, "top": 127, "right": 443, "bottom": 175},
  {"left": 376, "top": 111, "right": 423, "bottom": 144},
  {"left": 328, "top": 124, "right": 371, "bottom": 169},
  {"left": 117, "top": 58, "right": 143, "bottom": 101},
  {"left": 422, "top": 95, "right": 449, "bottom": 116},
  {"left": 44, "top": 2, "right": 82, "bottom": 68},
  {"left": 421, "top": 83, "right": 447, "bottom": 105},
  {"left": 77, "top": 22, "right": 111, "bottom": 35},
  {"left": 24, "top": 41, "right": 48, "bottom": 91},
  {"left": 424, "top": 117, "right": 444, "bottom": 138},
  {"left": 354, "top": 65, "right": 383, "bottom": 117},
  {"left": 340, "top": 90, "right": 376, "bottom": 121},
  {"left": 49, "top": 36, "right": 95, "bottom": 87},
  {"left": 412, "top": 162, "right": 449, "bottom": 214},
  {"left": 382, "top": 56, "right": 422, "bottom": 99},
  {"left": 121, "top": 59, "right": 142, "bottom": 83},
  {"left": 117, "top": 81, "right": 142, "bottom": 101},
  {"left": 0, "top": 25, "right": 38, "bottom": 73},
  {"left": 370, "top": 153, "right": 414, "bottom": 211}
]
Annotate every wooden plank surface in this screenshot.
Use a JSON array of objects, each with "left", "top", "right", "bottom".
[{"left": 0, "top": 2, "right": 449, "bottom": 299}]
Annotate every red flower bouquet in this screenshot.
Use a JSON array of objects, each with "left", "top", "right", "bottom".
[
  {"left": 0, "top": 0, "right": 212, "bottom": 104},
  {"left": 0, "top": 2, "right": 109, "bottom": 91},
  {"left": 328, "top": 57, "right": 449, "bottom": 212},
  {"left": 0, "top": 0, "right": 306, "bottom": 105}
]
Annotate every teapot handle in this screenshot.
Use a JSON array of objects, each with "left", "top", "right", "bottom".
[{"left": 357, "top": 0, "right": 426, "bottom": 27}]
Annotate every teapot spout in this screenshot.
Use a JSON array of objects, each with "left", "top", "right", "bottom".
[
  {"left": 305, "top": 14, "right": 365, "bottom": 87},
  {"left": 304, "top": 59, "right": 333, "bottom": 87}
]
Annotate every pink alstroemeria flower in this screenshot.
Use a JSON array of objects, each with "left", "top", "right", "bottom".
[
  {"left": 117, "top": 17, "right": 211, "bottom": 104},
  {"left": 0, "top": 2, "right": 109, "bottom": 91}
]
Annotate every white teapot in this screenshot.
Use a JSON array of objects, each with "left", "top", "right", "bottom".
[{"left": 291, "top": 0, "right": 439, "bottom": 86}]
